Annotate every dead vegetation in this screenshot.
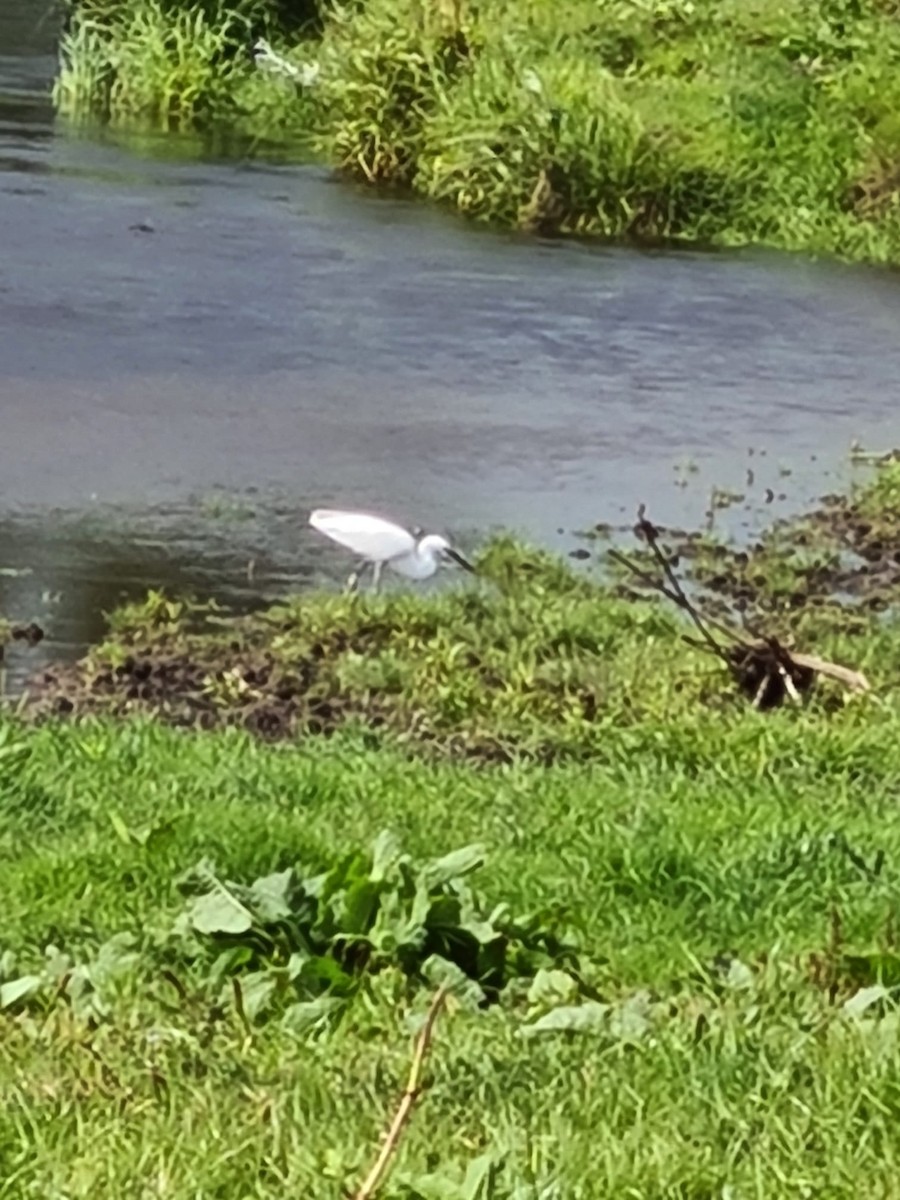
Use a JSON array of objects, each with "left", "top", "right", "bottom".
[
  {"left": 610, "top": 507, "right": 870, "bottom": 711},
  {"left": 846, "top": 157, "right": 900, "bottom": 222}
]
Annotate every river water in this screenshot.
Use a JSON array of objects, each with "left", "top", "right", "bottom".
[{"left": 2, "top": 0, "right": 900, "bottom": 686}]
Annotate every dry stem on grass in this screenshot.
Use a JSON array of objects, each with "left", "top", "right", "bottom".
[{"left": 351, "top": 984, "right": 449, "bottom": 1200}]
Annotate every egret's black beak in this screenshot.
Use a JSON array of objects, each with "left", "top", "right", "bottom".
[{"left": 445, "top": 547, "right": 476, "bottom": 573}]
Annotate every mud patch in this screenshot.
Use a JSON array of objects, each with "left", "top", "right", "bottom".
[
  {"left": 27, "top": 626, "right": 392, "bottom": 744},
  {"left": 1, "top": 618, "right": 45, "bottom": 667}
]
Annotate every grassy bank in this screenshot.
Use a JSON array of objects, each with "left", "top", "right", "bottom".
[
  {"left": 56, "top": 0, "right": 900, "bottom": 263},
  {"left": 6, "top": 473, "right": 900, "bottom": 1194}
]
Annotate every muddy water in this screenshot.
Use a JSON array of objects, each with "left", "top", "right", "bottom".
[{"left": 3, "top": 0, "right": 900, "bottom": 688}]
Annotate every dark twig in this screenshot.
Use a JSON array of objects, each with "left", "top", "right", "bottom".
[
  {"left": 634, "top": 506, "right": 724, "bottom": 656},
  {"left": 232, "top": 978, "right": 253, "bottom": 1042},
  {"left": 610, "top": 508, "right": 738, "bottom": 653},
  {"left": 607, "top": 547, "right": 688, "bottom": 611}
]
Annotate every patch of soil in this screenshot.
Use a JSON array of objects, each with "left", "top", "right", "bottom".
[
  {"left": 26, "top": 630, "right": 384, "bottom": 743},
  {"left": 23, "top": 624, "right": 552, "bottom": 764},
  {"left": 1, "top": 620, "right": 45, "bottom": 671},
  {"left": 10, "top": 622, "right": 45, "bottom": 646}
]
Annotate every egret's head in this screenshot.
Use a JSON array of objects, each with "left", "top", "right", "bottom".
[{"left": 419, "top": 534, "right": 476, "bottom": 573}]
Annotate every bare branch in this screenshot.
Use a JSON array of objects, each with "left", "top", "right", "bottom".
[
  {"left": 609, "top": 506, "right": 871, "bottom": 711},
  {"left": 633, "top": 508, "right": 724, "bottom": 657}
]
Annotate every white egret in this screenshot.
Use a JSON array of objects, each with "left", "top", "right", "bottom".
[
  {"left": 309, "top": 508, "right": 476, "bottom": 593},
  {"left": 253, "top": 38, "right": 320, "bottom": 87}
]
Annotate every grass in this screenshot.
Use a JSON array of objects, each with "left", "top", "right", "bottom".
[
  {"left": 55, "top": 0, "right": 900, "bottom": 265},
  {"left": 6, "top": 701, "right": 900, "bottom": 1195},
  {"left": 7, "top": 467, "right": 900, "bottom": 1195},
  {"left": 54, "top": 0, "right": 320, "bottom": 143}
]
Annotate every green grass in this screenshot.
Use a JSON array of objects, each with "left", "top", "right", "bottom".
[
  {"left": 26, "top": 531, "right": 890, "bottom": 756},
  {"left": 55, "top": 0, "right": 900, "bottom": 264},
  {"left": 54, "top": 0, "right": 320, "bottom": 142},
  {"left": 6, "top": 702, "right": 900, "bottom": 1196},
  {"left": 7, "top": 550, "right": 900, "bottom": 1192}
]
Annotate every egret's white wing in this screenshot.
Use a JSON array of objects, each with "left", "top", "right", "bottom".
[{"left": 309, "top": 509, "right": 416, "bottom": 560}]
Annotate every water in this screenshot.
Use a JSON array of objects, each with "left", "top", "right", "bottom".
[{"left": 2, "top": 0, "right": 900, "bottom": 687}]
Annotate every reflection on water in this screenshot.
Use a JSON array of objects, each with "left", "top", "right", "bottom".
[{"left": 1, "top": 0, "right": 899, "bottom": 690}]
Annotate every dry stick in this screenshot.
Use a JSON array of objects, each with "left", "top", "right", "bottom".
[
  {"left": 352, "top": 984, "right": 449, "bottom": 1200},
  {"left": 789, "top": 652, "right": 871, "bottom": 694},
  {"left": 765, "top": 636, "right": 870, "bottom": 698},
  {"left": 610, "top": 549, "right": 742, "bottom": 658},
  {"left": 635, "top": 512, "right": 725, "bottom": 657},
  {"left": 778, "top": 664, "right": 802, "bottom": 706},
  {"left": 622, "top": 533, "right": 767, "bottom": 650},
  {"left": 609, "top": 507, "right": 737, "bottom": 652},
  {"left": 607, "top": 547, "right": 687, "bottom": 611}
]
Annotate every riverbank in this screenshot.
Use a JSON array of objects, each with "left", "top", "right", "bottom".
[
  {"left": 5, "top": 471, "right": 900, "bottom": 1194},
  {"left": 56, "top": 0, "right": 900, "bottom": 264}
]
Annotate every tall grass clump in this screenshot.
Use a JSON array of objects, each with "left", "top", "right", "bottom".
[
  {"left": 411, "top": 0, "right": 895, "bottom": 247},
  {"left": 57, "top": 0, "right": 325, "bottom": 140},
  {"left": 416, "top": 46, "right": 752, "bottom": 240},
  {"left": 55, "top": 0, "right": 251, "bottom": 127},
  {"left": 312, "top": 0, "right": 470, "bottom": 184},
  {"left": 63, "top": 0, "right": 322, "bottom": 35}
]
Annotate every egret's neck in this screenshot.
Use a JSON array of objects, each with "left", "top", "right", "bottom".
[{"left": 393, "top": 536, "right": 440, "bottom": 580}]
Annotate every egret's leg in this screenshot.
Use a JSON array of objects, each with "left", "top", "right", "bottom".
[
  {"left": 371, "top": 560, "right": 383, "bottom": 594},
  {"left": 345, "top": 559, "right": 369, "bottom": 594}
]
